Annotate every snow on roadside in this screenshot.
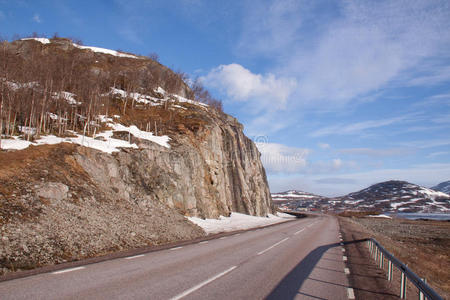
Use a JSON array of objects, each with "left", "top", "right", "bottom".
[{"left": 187, "top": 212, "right": 296, "bottom": 234}]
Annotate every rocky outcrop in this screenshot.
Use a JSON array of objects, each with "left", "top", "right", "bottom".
[{"left": 74, "top": 111, "right": 273, "bottom": 219}]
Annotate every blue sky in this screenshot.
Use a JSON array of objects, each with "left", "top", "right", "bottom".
[{"left": 1, "top": 0, "right": 450, "bottom": 196}]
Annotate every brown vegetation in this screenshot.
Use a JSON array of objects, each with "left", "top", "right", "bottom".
[{"left": 0, "top": 35, "right": 223, "bottom": 144}]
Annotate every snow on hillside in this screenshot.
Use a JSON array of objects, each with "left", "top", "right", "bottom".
[
  {"left": 187, "top": 212, "right": 295, "bottom": 234},
  {"left": 21, "top": 38, "right": 51, "bottom": 44},
  {"left": 432, "top": 181, "right": 450, "bottom": 194},
  {"left": 0, "top": 119, "right": 170, "bottom": 153},
  {"left": 22, "top": 37, "right": 139, "bottom": 59},
  {"left": 272, "top": 190, "right": 324, "bottom": 200},
  {"left": 338, "top": 180, "right": 450, "bottom": 213}
]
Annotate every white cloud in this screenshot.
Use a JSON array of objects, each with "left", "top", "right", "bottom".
[
  {"left": 256, "top": 142, "right": 309, "bottom": 174},
  {"left": 332, "top": 158, "right": 342, "bottom": 169},
  {"left": 201, "top": 63, "right": 296, "bottom": 109},
  {"left": 32, "top": 13, "right": 41, "bottom": 23},
  {"left": 318, "top": 143, "right": 330, "bottom": 149}
]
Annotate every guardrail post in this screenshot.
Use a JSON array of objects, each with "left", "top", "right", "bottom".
[
  {"left": 400, "top": 271, "right": 407, "bottom": 299},
  {"left": 379, "top": 252, "right": 384, "bottom": 269},
  {"left": 419, "top": 278, "right": 426, "bottom": 300},
  {"left": 388, "top": 260, "right": 393, "bottom": 281}
]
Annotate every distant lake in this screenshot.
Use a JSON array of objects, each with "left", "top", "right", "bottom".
[{"left": 389, "top": 213, "right": 450, "bottom": 221}]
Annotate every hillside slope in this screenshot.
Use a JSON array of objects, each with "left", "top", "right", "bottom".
[
  {"left": 0, "top": 37, "right": 273, "bottom": 274},
  {"left": 432, "top": 180, "right": 450, "bottom": 194}
]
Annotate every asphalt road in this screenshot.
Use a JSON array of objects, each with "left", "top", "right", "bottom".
[{"left": 0, "top": 215, "right": 352, "bottom": 300}]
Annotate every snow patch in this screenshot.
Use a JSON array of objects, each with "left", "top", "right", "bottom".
[
  {"left": 187, "top": 212, "right": 295, "bottom": 234},
  {"left": 21, "top": 38, "right": 51, "bottom": 44},
  {"left": 53, "top": 91, "right": 81, "bottom": 105},
  {"left": 367, "top": 214, "right": 392, "bottom": 219}
]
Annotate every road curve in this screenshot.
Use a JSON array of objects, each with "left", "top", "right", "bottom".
[{"left": 0, "top": 215, "right": 351, "bottom": 299}]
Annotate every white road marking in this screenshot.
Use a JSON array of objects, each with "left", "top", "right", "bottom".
[
  {"left": 124, "top": 254, "right": 145, "bottom": 260},
  {"left": 52, "top": 267, "right": 85, "bottom": 274},
  {"left": 199, "top": 241, "right": 208, "bottom": 244},
  {"left": 257, "top": 238, "right": 289, "bottom": 255},
  {"left": 343, "top": 256, "right": 348, "bottom": 261},
  {"left": 170, "top": 266, "right": 237, "bottom": 300},
  {"left": 219, "top": 237, "right": 227, "bottom": 240},
  {"left": 340, "top": 242, "right": 344, "bottom": 246},
  {"left": 344, "top": 268, "right": 350, "bottom": 275},
  {"left": 170, "top": 247, "right": 183, "bottom": 251},
  {"left": 342, "top": 248, "right": 346, "bottom": 252},
  {"left": 294, "top": 229, "right": 304, "bottom": 235},
  {"left": 347, "top": 287, "right": 355, "bottom": 299}
]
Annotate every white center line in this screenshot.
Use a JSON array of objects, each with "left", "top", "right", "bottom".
[
  {"left": 343, "top": 256, "right": 348, "bottom": 261},
  {"left": 170, "top": 266, "right": 237, "bottom": 300},
  {"left": 124, "top": 254, "right": 145, "bottom": 260},
  {"left": 347, "top": 287, "right": 355, "bottom": 299},
  {"left": 52, "top": 266, "right": 85, "bottom": 274},
  {"left": 344, "top": 268, "right": 350, "bottom": 275},
  {"left": 257, "top": 238, "right": 289, "bottom": 255},
  {"left": 170, "top": 246, "right": 183, "bottom": 251},
  {"left": 199, "top": 241, "right": 208, "bottom": 244},
  {"left": 294, "top": 229, "right": 304, "bottom": 235}
]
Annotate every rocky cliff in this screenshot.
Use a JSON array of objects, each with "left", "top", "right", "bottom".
[{"left": 0, "top": 37, "right": 273, "bottom": 274}]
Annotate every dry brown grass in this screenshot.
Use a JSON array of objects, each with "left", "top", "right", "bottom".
[{"left": 341, "top": 216, "right": 450, "bottom": 298}]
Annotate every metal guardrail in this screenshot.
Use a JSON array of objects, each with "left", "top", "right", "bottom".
[{"left": 366, "top": 238, "right": 443, "bottom": 300}]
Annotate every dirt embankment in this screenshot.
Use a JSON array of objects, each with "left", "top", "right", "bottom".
[
  {"left": 0, "top": 144, "right": 205, "bottom": 276},
  {"left": 339, "top": 216, "right": 450, "bottom": 299}
]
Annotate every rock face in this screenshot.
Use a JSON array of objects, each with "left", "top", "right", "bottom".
[{"left": 74, "top": 111, "right": 273, "bottom": 219}]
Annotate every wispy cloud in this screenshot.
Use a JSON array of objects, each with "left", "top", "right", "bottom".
[
  {"left": 428, "top": 151, "right": 450, "bottom": 158},
  {"left": 32, "top": 13, "right": 41, "bottom": 23},
  {"left": 339, "top": 147, "right": 412, "bottom": 157},
  {"left": 309, "top": 115, "right": 409, "bottom": 137},
  {"left": 236, "top": 0, "right": 450, "bottom": 106},
  {"left": 318, "top": 143, "right": 330, "bottom": 149}
]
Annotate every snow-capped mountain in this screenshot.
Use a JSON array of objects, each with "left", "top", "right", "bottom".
[
  {"left": 333, "top": 180, "right": 450, "bottom": 213},
  {"left": 272, "top": 190, "right": 325, "bottom": 201},
  {"left": 432, "top": 180, "right": 450, "bottom": 194},
  {"left": 271, "top": 190, "right": 328, "bottom": 211}
]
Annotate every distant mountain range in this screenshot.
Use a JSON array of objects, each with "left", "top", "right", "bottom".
[{"left": 272, "top": 180, "right": 450, "bottom": 213}]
